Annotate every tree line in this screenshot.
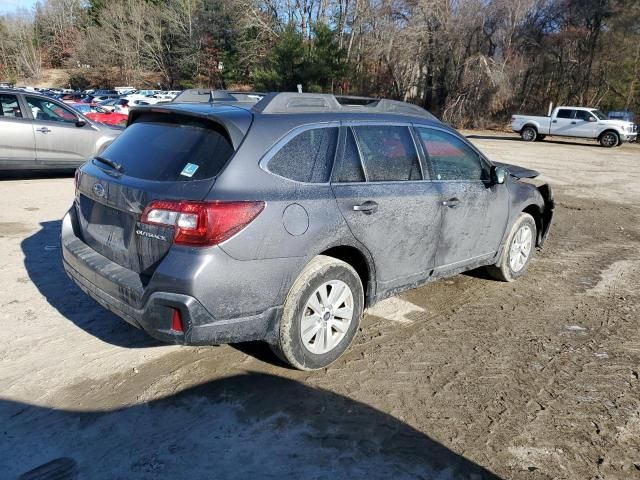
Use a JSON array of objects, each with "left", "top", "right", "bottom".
[{"left": 1, "top": 0, "right": 639, "bottom": 127}]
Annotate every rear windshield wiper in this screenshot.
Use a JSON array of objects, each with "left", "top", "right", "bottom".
[{"left": 94, "top": 155, "right": 123, "bottom": 173}]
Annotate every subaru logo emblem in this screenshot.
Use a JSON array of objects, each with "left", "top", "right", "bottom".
[{"left": 93, "top": 183, "right": 105, "bottom": 198}]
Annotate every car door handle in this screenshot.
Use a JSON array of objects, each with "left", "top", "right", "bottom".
[
  {"left": 571, "top": 121, "right": 577, "bottom": 124},
  {"left": 441, "top": 197, "right": 460, "bottom": 208},
  {"left": 353, "top": 201, "right": 378, "bottom": 214},
  {"left": 36, "top": 127, "right": 51, "bottom": 133},
  {"left": 552, "top": 120, "right": 557, "bottom": 123}
]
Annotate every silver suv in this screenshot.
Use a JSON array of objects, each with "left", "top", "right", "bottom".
[
  {"left": 0, "top": 90, "right": 121, "bottom": 171},
  {"left": 62, "top": 93, "right": 554, "bottom": 370}
]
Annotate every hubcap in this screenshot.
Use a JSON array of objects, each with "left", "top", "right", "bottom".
[
  {"left": 300, "top": 280, "right": 354, "bottom": 355},
  {"left": 523, "top": 129, "right": 535, "bottom": 141},
  {"left": 509, "top": 225, "right": 533, "bottom": 273}
]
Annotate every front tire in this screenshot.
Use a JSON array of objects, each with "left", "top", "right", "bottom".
[
  {"left": 599, "top": 131, "right": 619, "bottom": 148},
  {"left": 271, "top": 255, "right": 364, "bottom": 370},
  {"left": 520, "top": 126, "right": 537, "bottom": 142},
  {"left": 486, "top": 213, "right": 537, "bottom": 282}
]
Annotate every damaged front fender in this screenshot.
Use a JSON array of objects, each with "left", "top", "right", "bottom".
[{"left": 536, "top": 183, "right": 554, "bottom": 247}]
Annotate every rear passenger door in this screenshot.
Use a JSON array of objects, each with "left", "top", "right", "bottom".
[
  {"left": 416, "top": 127, "right": 509, "bottom": 271},
  {"left": 331, "top": 124, "right": 443, "bottom": 293},
  {"left": 550, "top": 108, "right": 576, "bottom": 136},
  {"left": 0, "top": 93, "right": 37, "bottom": 169}
]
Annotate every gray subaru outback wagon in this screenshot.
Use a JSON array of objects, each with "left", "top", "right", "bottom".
[{"left": 62, "top": 93, "right": 554, "bottom": 370}]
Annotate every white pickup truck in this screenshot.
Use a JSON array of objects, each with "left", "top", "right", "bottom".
[{"left": 511, "top": 106, "right": 637, "bottom": 147}]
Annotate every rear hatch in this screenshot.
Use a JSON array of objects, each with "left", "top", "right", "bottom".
[{"left": 74, "top": 107, "right": 251, "bottom": 276}]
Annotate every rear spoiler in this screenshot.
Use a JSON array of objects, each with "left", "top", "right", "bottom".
[{"left": 128, "top": 104, "right": 253, "bottom": 149}]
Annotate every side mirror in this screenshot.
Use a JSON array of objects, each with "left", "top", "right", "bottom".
[
  {"left": 490, "top": 166, "right": 507, "bottom": 185},
  {"left": 75, "top": 119, "right": 87, "bottom": 127},
  {"left": 588, "top": 116, "right": 597, "bottom": 122}
]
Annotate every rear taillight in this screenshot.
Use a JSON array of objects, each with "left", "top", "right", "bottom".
[{"left": 141, "top": 200, "right": 265, "bottom": 246}]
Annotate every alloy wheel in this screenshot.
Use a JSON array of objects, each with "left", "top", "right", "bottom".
[{"left": 300, "top": 280, "right": 354, "bottom": 355}]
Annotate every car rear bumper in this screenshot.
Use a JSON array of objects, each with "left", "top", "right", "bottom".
[{"left": 61, "top": 210, "right": 282, "bottom": 345}]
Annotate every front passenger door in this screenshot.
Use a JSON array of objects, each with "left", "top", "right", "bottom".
[
  {"left": 25, "top": 96, "right": 97, "bottom": 168},
  {"left": 416, "top": 127, "right": 509, "bottom": 271},
  {"left": 571, "top": 110, "right": 599, "bottom": 138}
]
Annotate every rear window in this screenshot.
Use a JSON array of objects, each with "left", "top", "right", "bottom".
[{"left": 99, "top": 119, "right": 234, "bottom": 181}]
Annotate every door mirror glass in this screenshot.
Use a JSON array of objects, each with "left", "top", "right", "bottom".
[{"left": 491, "top": 166, "right": 507, "bottom": 185}]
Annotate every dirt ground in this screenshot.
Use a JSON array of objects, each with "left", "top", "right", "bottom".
[{"left": 1, "top": 133, "right": 639, "bottom": 479}]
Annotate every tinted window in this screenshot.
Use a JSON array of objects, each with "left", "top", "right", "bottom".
[
  {"left": 0, "top": 94, "right": 23, "bottom": 118},
  {"left": 575, "top": 110, "right": 594, "bottom": 121},
  {"left": 418, "top": 128, "right": 488, "bottom": 181},
  {"left": 268, "top": 127, "right": 338, "bottom": 183},
  {"left": 335, "top": 128, "right": 365, "bottom": 182},
  {"left": 556, "top": 109, "right": 574, "bottom": 119},
  {"left": 352, "top": 125, "right": 421, "bottom": 182},
  {"left": 99, "top": 119, "right": 234, "bottom": 182},
  {"left": 26, "top": 96, "right": 78, "bottom": 123}
]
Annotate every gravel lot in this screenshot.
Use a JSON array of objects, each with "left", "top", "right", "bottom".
[{"left": 1, "top": 133, "right": 639, "bottom": 479}]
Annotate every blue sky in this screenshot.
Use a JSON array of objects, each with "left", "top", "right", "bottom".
[{"left": 0, "top": 0, "right": 38, "bottom": 14}]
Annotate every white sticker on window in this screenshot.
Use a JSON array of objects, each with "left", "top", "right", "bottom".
[{"left": 180, "top": 163, "right": 199, "bottom": 177}]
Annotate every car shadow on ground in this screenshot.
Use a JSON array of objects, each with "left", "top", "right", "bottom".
[
  {"left": 21, "top": 220, "right": 159, "bottom": 348},
  {"left": 465, "top": 134, "right": 602, "bottom": 147},
  {"left": 3, "top": 372, "right": 501, "bottom": 480}
]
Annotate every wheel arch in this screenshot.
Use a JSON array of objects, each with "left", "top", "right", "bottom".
[
  {"left": 598, "top": 128, "right": 620, "bottom": 140},
  {"left": 320, "top": 245, "right": 376, "bottom": 307},
  {"left": 522, "top": 203, "right": 544, "bottom": 246}
]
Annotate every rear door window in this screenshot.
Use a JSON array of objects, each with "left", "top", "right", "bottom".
[
  {"left": 556, "top": 109, "right": 574, "bottom": 119},
  {"left": 267, "top": 127, "right": 338, "bottom": 183},
  {"left": 417, "top": 128, "right": 488, "bottom": 181},
  {"left": 98, "top": 118, "right": 234, "bottom": 181},
  {"left": 0, "top": 94, "right": 23, "bottom": 118},
  {"left": 351, "top": 125, "right": 422, "bottom": 182}
]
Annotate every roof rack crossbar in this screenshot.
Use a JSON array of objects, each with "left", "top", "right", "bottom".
[{"left": 252, "top": 92, "right": 436, "bottom": 119}]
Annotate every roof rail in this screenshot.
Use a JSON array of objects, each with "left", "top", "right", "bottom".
[{"left": 252, "top": 92, "right": 437, "bottom": 120}]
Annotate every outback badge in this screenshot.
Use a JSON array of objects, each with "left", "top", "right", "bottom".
[{"left": 135, "top": 229, "right": 167, "bottom": 242}]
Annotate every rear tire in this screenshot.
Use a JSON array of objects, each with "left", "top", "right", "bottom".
[
  {"left": 520, "top": 126, "right": 537, "bottom": 142},
  {"left": 486, "top": 213, "right": 537, "bottom": 282},
  {"left": 271, "top": 255, "right": 364, "bottom": 370},
  {"left": 599, "top": 131, "right": 619, "bottom": 148}
]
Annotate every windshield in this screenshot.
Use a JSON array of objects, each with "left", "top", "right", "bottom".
[{"left": 590, "top": 110, "right": 607, "bottom": 120}]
